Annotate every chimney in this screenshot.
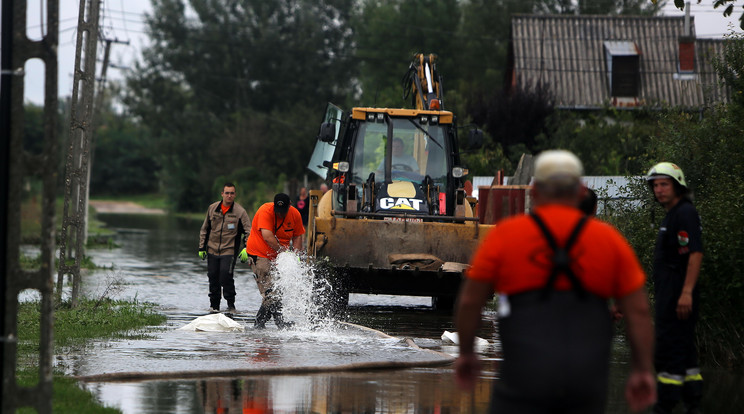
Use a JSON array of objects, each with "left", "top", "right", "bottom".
[{"left": 678, "top": 2, "right": 695, "bottom": 73}]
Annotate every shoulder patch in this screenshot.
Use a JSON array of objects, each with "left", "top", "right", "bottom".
[{"left": 677, "top": 231, "right": 689, "bottom": 246}]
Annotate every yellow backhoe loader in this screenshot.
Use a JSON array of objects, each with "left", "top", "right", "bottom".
[{"left": 306, "top": 53, "right": 495, "bottom": 311}]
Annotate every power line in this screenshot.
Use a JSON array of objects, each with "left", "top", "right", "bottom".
[
  {"left": 118, "top": 0, "right": 132, "bottom": 41},
  {"left": 26, "top": 16, "right": 79, "bottom": 31},
  {"left": 106, "top": 8, "right": 149, "bottom": 17}
]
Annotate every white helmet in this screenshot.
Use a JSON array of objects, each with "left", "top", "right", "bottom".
[{"left": 647, "top": 162, "right": 687, "bottom": 188}]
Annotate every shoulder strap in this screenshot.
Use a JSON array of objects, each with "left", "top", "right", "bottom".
[{"left": 530, "top": 212, "right": 590, "bottom": 299}]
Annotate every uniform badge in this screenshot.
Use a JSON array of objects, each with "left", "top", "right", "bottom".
[{"left": 677, "top": 231, "right": 689, "bottom": 246}]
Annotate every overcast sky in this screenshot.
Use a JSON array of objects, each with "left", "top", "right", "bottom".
[
  {"left": 12, "top": 0, "right": 744, "bottom": 105},
  {"left": 17, "top": 0, "right": 152, "bottom": 105}
]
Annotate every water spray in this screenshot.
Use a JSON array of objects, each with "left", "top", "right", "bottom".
[{"left": 271, "top": 250, "right": 344, "bottom": 331}]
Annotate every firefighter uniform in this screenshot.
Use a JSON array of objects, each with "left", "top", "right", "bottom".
[{"left": 652, "top": 198, "right": 704, "bottom": 413}]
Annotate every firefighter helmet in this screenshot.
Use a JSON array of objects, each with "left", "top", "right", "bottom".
[{"left": 646, "top": 162, "right": 687, "bottom": 188}]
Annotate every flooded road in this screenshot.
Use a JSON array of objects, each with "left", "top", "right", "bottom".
[{"left": 51, "top": 213, "right": 742, "bottom": 413}]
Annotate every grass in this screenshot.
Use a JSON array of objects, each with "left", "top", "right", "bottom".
[
  {"left": 15, "top": 192, "right": 169, "bottom": 411},
  {"left": 14, "top": 297, "right": 166, "bottom": 413},
  {"left": 15, "top": 373, "right": 122, "bottom": 414},
  {"left": 17, "top": 298, "right": 166, "bottom": 351}
]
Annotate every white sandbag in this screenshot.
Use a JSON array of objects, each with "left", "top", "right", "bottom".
[
  {"left": 441, "top": 330, "right": 489, "bottom": 347},
  {"left": 178, "top": 313, "right": 245, "bottom": 332}
]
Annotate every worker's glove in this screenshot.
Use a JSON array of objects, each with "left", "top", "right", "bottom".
[
  {"left": 198, "top": 250, "right": 207, "bottom": 260},
  {"left": 239, "top": 248, "right": 250, "bottom": 263}
]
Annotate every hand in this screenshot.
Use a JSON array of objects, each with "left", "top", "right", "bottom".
[
  {"left": 624, "top": 370, "right": 656, "bottom": 412},
  {"left": 198, "top": 250, "right": 206, "bottom": 260},
  {"left": 677, "top": 292, "right": 693, "bottom": 320},
  {"left": 454, "top": 353, "right": 481, "bottom": 391},
  {"left": 238, "top": 248, "right": 250, "bottom": 263}
]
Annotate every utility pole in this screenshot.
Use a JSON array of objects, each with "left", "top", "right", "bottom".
[
  {"left": 0, "top": 1, "right": 13, "bottom": 410},
  {"left": 82, "top": 36, "right": 129, "bottom": 244},
  {"left": 3, "top": 0, "right": 59, "bottom": 412},
  {"left": 57, "top": 0, "right": 101, "bottom": 306}
]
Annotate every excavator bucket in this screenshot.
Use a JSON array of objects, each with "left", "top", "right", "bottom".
[{"left": 307, "top": 190, "right": 494, "bottom": 300}]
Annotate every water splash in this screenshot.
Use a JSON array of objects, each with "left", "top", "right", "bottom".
[{"left": 271, "top": 251, "right": 340, "bottom": 331}]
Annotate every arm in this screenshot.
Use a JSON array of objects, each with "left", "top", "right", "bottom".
[
  {"left": 199, "top": 210, "right": 211, "bottom": 251},
  {"left": 291, "top": 235, "right": 303, "bottom": 252},
  {"left": 260, "top": 228, "right": 282, "bottom": 253},
  {"left": 616, "top": 288, "right": 656, "bottom": 412},
  {"left": 240, "top": 209, "right": 252, "bottom": 237},
  {"left": 453, "top": 279, "right": 493, "bottom": 391},
  {"left": 677, "top": 251, "right": 702, "bottom": 320}
]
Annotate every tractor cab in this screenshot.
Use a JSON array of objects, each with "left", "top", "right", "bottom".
[{"left": 310, "top": 105, "right": 469, "bottom": 219}]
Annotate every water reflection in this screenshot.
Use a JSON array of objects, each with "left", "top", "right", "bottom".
[{"left": 88, "top": 371, "right": 495, "bottom": 414}]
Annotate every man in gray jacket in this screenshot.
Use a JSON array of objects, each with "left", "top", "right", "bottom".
[{"left": 199, "top": 182, "right": 252, "bottom": 313}]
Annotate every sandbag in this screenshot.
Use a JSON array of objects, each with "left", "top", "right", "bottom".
[
  {"left": 178, "top": 313, "right": 245, "bottom": 332},
  {"left": 441, "top": 330, "right": 489, "bottom": 348}
]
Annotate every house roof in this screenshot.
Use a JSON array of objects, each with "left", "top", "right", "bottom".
[
  {"left": 696, "top": 38, "right": 729, "bottom": 105},
  {"left": 509, "top": 14, "right": 728, "bottom": 109}
]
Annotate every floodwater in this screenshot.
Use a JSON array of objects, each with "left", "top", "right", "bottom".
[{"left": 43, "top": 213, "right": 743, "bottom": 413}]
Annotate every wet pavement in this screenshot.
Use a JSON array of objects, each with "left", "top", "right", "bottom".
[{"left": 34, "top": 213, "right": 744, "bottom": 413}]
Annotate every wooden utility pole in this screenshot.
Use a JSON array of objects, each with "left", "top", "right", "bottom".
[{"left": 57, "top": 0, "right": 101, "bottom": 306}]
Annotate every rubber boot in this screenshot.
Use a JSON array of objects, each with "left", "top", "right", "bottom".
[
  {"left": 209, "top": 301, "right": 220, "bottom": 313},
  {"left": 254, "top": 304, "right": 271, "bottom": 329},
  {"left": 654, "top": 380, "right": 682, "bottom": 414},
  {"left": 683, "top": 376, "right": 703, "bottom": 414},
  {"left": 653, "top": 403, "right": 675, "bottom": 414},
  {"left": 271, "top": 303, "right": 294, "bottom": 330}
]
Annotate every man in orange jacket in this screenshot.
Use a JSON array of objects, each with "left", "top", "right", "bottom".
[
  {"left": 242, "top": 193, "right": 305, "bottom": 328},
  {"left": 454, "top": 150, "right": 656, "bottom": 413}
]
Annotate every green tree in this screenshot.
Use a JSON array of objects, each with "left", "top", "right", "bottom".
[
  {"left": 580, "top": 0, "right": 661, "bottom": 15},
  {"left": 124, "top": 0, "right": 356, "bottom": 211},
  {"left": 23, "top": 104, "right": 45, "bottom": 154},
  {"left": 456, "top": 0, "right": 536, "bottom": 111},
  {"left": 353, "top": 0, "right": 462, "bottom": 108},
  {"left": 469, "top": 81, "right": 557, "bottom": 164},
  {"left": 712, "top": 32, "right": 744, "bottom": 106},
  {"left": 90, "top": 93, "right": 160, "bottom": 196},
  {"left": 537, "top": 108, "right": 659, "bottom": 175}
]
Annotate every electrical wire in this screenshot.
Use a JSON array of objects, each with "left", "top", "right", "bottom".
[{"left": 119, "top": 0, "right": 132, "bottom": 41}]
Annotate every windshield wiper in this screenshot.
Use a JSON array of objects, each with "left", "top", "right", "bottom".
[{"left": 407, "top": 118, "right": 443, "bottom": 149}]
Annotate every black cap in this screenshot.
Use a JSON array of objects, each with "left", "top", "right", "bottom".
[{"left": 273, "top": 193, "right": 290, "bottom": 214}]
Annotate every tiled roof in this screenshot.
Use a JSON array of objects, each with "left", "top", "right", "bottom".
[{"left": 509, "top": 14, "right": 729, "bottom": 108}]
